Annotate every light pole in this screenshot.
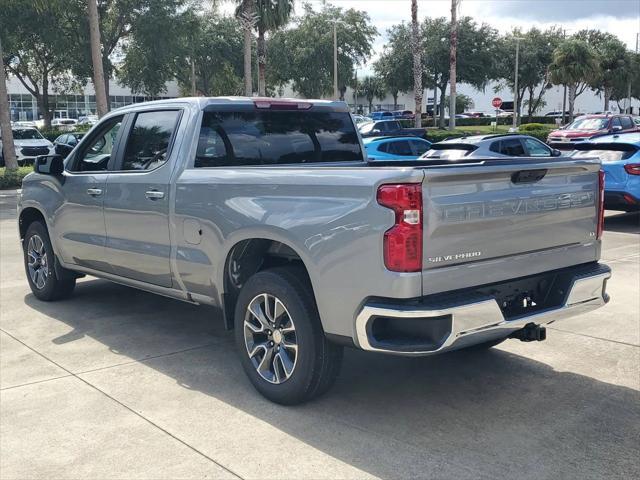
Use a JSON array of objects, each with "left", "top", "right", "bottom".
[
  {"left": 333, "top": 22, "right": 338, "bottom": 100},
  {"left": 561, "top": 29, "right": 567, "bottom": 124},
  {"left": 626, "top": 32, "right": 639, "bottom": 114},
  {"left": 512, "top": 37, "right": 522, "bottom": 130},
  {"left": 354, "top": 68, "right": 358, "bottom": 113}
]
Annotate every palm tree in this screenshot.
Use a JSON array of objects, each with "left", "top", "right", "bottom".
[
  {"left": 255, "top": 0, "right": 294, "bottom": 96},
  {"left": 448, "top": 0, "right": 458, "bottom": 130},
  {"left": 410, "top": 0, "right": 422, "bottom": 128},
  {"left": 360, "top": 76, "right": 385, "bottom": 113},
  {"left": 236, "top": 0, "right": 257, "bottom": 96},
  {"left": 87, "top": 0, "right": 108, "bottom": 117},
  {"left": 550, "top": 39, "right": 600, "bottom": 122},
  {"left": 0, "top": 37, "right": 18, "bottom": 171}
]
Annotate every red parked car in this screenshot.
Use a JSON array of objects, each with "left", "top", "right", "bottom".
[{"left": 547, "top": 114, "right": 638, "bottom": 146}]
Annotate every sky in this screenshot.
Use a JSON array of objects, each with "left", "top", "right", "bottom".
[{"left": 222, "top": 0, "right": 640, "bottom": 72}]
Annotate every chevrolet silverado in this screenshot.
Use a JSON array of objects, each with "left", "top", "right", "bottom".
[{"left": 18, "top": 97, "right": 610, "bottom": 404}]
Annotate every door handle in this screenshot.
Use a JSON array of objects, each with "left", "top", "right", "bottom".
[
  {"left": 87, "top": 188, "right": 103, "bottom": 196},
  {"left": 145, "top": 190, "right": 165, "bottom": 200}
]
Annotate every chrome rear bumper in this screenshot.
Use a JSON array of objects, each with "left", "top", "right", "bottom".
[{"left": 355, "top": 264, "right": 611, "bottom": 356}]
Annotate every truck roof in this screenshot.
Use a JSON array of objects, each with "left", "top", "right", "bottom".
[{"left": 111, "top": 96, "right": 349, "bottom": 113}]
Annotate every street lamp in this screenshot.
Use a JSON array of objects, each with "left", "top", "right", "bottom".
[{"left": 512, "top": 37, "right": 522, "bottom": 130}]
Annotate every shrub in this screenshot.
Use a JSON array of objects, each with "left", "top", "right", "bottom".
[
  {"left": 424, "top": 129, "right": 467, "bottom": 143},
  {"left": 522, "top": 129, "right": 552, "bottom": 143},
  {"left": 0, "top": 166, "right": 33, "bottom": 189},
  {"left": 519, "top": 123, "right": 549, "bottom": 132}
]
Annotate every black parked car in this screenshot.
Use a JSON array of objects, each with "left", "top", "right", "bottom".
[
  {"left": 53, "top": 132, "right": 86, "bottom": 156},
  {"left": 358, "top": 120, "right": 426, "bottom": 139}
]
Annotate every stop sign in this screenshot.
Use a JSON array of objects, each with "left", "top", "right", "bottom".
[{"left": 492, "top": 97, "right": 503, "bottom": 108}]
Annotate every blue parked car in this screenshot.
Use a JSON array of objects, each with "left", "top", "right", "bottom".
[
  {"left": 368, "top": 111, "right": 394, "bottom": 121},
  {"left": 363, "top": 136, "right": 432, "bottom": 161},
  {"left": 572, "top": 132, "right": 640, "bottom": 211}
]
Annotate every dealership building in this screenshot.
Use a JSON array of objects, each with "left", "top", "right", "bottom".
[{"left": 5, "top": 75, "right": 638, "bottom": 121}]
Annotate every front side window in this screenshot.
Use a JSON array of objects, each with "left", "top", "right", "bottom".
[
  {"left": 121, "top": 110, "right": 180, "bottom": 171},
  {"left": 523, "top": 138, "right": 551, "bottom": 157},
  {"left": 411, "top": 140, "right": 430, "bottom": 156},
  {"left": 71, "top": 115, "right": 123, "bottom": 172},
  {"left": 620, "top": 117, "right": 633, "bottom": 130},
  {"left": 611, "top": 117, "right": 622, "bottom": 129},
  {"left": 195, "top": 110, "right": 362, "bottom": 167}
]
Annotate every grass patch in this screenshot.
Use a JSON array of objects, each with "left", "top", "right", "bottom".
[{"left": 0, "top": 166, "right": 33, "bottom": 190}]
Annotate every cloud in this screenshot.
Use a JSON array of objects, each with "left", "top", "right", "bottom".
[{"left": 469, "top": 0, "right": 639, "bottom": 22}]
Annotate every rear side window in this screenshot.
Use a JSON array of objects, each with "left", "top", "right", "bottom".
[
  {"left": 121, "top": 110, "right": 180, "bottom": 171},
  {"left": 490, "top": 138, "right": 526, "bottom": 156},
  {"left": 195, "top": 110, "right": 362, "bottom": 167},
  {"left": 386, "top": 140, "right": 413, "bottom": 156}
]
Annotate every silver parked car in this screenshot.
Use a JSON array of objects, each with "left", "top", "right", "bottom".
[{"left": 420, "top": 134, "right": 561, "bottom": 160}]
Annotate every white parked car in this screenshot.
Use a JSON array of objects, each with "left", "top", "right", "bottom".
[
  {"left": 51, "top": 118, "right": 78, "bottom": 131},
  {"left": 78, "top": 115, "right": 99, "bottom": 126},
  {"left": 0, "top": 127, "right": 55, "bottom": 166}
]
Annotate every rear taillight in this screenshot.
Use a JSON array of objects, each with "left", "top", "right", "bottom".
[
  {"left": 597, "top": 170, "right": 605, "bottom": 240},
  {"left": 377, "top": 184, "right": 423, "bottom": 272},
  {"left": 624, "top": 163, "right": 640, "bottom": 175}
]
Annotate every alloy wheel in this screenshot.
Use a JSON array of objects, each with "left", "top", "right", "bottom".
[
  {"left": 243, "top": 293, "right": 298, "bottom": 384},
  {"left": 27, "top": 234, "right": 48, "bottom": 290}
]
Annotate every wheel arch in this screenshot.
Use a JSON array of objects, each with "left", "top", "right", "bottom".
[
  {"left": 220, "top": 236, "right": 315, "bottom": 330},
  {"left": 19, "top": 206, "right": 48, "bottom": 241}
]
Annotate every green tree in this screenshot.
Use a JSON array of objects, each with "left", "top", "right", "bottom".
[
  {"left": 411, "top": 0, "right": 422, "bottom": 127},
  {"left": 495, "top": 27, "right": 563, "bottom": 122},
  {"left": 550, "top": 38, "right": 600, "bottom": 122},
  {"left": 0, "top": 0, "right": 78, "bottom": 128},
  {"left": 373, "top": 24, "right": 412, "bottom": 109},
  {"left": 610, "top": 51, "right": 640, "bottom": 111},
  {"left": 422, "top": 17, "right": 499, "bottom": 128},
  {"left": 267, "top": 3, "right": 376, "bottom": 99},
  {"left": 576, "top": 30, "right": 629, "bottom": 111},
  {"left": 254, "top": 0, "right": 294, "bottom": 96},
  {"left": 359, "top": 76, "right": 385, "bottom": 112},
  {"left": 444, "top": 93, "right": 473, "bottom": 114}
]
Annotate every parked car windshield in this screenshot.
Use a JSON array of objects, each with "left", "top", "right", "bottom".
[
  {"left": 195, "top": 110, "right": 363, "bottom": 167},
  {"left": 566, "top": 118, "right": 609, "bottom": 130},
  {"left": 12, "top": 128, "right": 44, "bottom": 140}
]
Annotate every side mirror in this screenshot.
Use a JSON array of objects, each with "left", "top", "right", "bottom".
[
  {"left": 35, "top": 155, "right": 64, "bottom": 175},
  {"left": 551, "top": 149, "right": 562, "bottom": 157}
]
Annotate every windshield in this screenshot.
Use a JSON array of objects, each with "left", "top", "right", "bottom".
[
  {"left": 359, "top": 123, "right": 375, "bottom": 134},
  {"left": 567, "top": 118, "right": 608, "bottom": 130},
  {"left": 12, "top": 129, "right": 44, "bottom": 140}
]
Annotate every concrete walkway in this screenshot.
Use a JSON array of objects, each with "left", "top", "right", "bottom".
[{"left": 1, "top": 192, "right": 638, "bottom": 479}]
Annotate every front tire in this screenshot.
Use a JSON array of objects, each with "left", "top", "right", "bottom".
[
  {"left": 23, "top": 221, "right": 76, "bottom": 301},
  {"left": 234, "top": 266, "right": 343, "bottom": 405}
]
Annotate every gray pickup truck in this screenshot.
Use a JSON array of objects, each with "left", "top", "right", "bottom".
[{"left": 18, "top": 97, "right": 610, "bottom": 404}]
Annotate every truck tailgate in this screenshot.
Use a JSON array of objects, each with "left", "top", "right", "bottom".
[{"left": 421, "top": 158, "right": 601, "bottom": 291}]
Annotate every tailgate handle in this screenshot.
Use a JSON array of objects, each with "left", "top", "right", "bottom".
[{"left": 511, "top": 169, "right": 547, "bottom": 184}]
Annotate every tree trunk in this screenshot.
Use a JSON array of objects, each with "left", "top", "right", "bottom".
[
  {"left": 0, "top": 38, "right": 18, "bottom": 170},
  {"left": 41, "top": 76, "right": 51, "bottom": 129},
  {"left": 87, "top": 0, "right": 108, "bottom": 117},
  {"left": 603, "top": 86, "right": 611, "bottom": 111},
  {"left": 410, "top": 0, "right": 422, "bottom": 128},
  {"left": 103, "top": 68, "right": 110, "bottom": 110},
  {"left": 257, "top": 24, "right": 266, "bottom": 96},
  {"left": 448, "top": 0, "right": 458, "bottom": 130},
  {"left": 392, "top": 92, "right": 398, "bottom": 110},
  {"left": 368, "top": 99, "right": 373, "bottom": 112},
  {"left": 527, "top": 87, "right": 534, "bottom": 122},
  {"left": 568, "top": 83, "right": 577, "bottom": 123},
  {"left": 242, "top": 0, "right": 254, "bottom": 97},
  {"left": 438, "top": 86, "right": 447, "bottom": 128}
]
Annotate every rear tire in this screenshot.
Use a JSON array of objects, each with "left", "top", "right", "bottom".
[
  {"left": 23, "top": 221, "right": 76, "bottom": 301},
  {"left": 234, "top": 266, "right": 343, "bottom": 405}
]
